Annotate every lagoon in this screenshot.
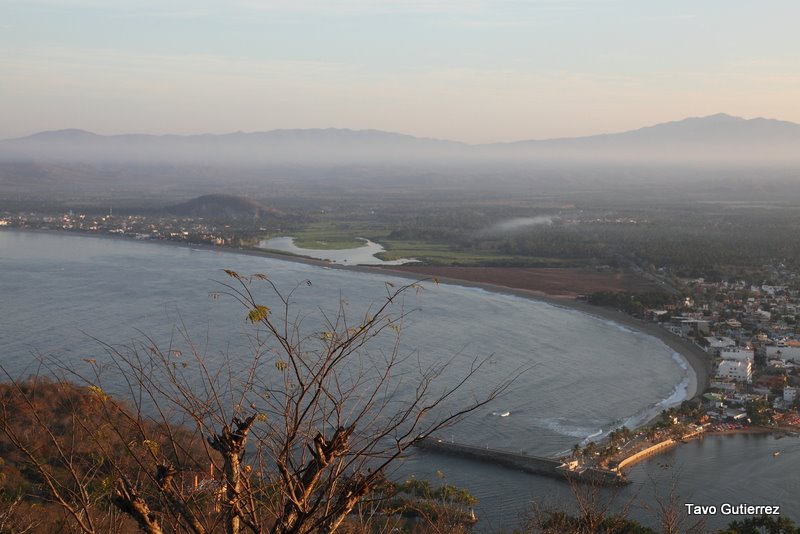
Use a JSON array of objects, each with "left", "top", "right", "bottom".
[{"left": 258, "top": 236, "right": 417, "bottom": 265}]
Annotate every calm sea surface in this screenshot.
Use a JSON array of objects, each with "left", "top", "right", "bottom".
[{"left": 0, "top": 230, "right": 796, "bottom": 530}]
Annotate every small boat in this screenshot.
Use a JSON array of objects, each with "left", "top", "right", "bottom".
[
  {"left": 500, "top": 411, "right": 511, "bottom": 417},
  {"left": 773, "top": 451, "right": 781, "bottom": 457}
]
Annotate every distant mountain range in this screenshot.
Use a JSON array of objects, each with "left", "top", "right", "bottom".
[
  {"left": 2, "top": 114, "right": 800, "bottom": 166},
  {"left": 0, "top": 127, "right": 466, "bottom": 165}
]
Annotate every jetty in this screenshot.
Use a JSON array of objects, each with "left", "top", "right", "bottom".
[{"left": 414, "top": 438, "right": 628, "bottom": 486}]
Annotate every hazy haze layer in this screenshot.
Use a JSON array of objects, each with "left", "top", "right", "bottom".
[{"left": 1, "top": 1, "right": 799, "bottom": 141}]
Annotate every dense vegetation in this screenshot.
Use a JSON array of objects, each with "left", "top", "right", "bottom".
[{"left": 379, "top": 203, "right": 800, "bottom": 277}]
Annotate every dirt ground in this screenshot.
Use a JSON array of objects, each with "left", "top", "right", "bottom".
[{"left": 386, "top": 266, "right": 660, "bottom": 297}]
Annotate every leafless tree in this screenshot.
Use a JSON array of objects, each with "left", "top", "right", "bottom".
[
  {"left": 0, "top": 493, "right": 41, "bottom": 534},
  {"left": 643, "top": 470, "right": 705, "bottom": 534},
  {"left": 522, "top": 478, "right": 639, "bottom": 534},
  {"left": 1, "top": 273, "right": 515, "bottom": 534}
]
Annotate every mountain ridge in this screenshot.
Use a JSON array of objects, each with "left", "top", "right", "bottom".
[
  {"left": 2, "top": 114, "right": 800, "bottom": 166},
  {"left": 7, "top": 113, "right": 799, "bottom": 145}
]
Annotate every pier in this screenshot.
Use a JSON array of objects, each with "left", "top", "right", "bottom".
[{"left": 414, "top": 438, "right": 628, "bottom": 486}]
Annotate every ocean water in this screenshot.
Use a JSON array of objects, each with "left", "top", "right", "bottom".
[{"left": 1, "top": 230, "right": 794, "bottom": 530}]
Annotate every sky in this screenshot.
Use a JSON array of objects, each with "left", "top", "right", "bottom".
[{"left": 1, "top": 0, "right": 799, "bottom": 143}]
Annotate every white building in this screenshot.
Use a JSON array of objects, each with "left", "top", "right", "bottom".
[
  {"left": 784, "top": 387, "right": 797, "bottom": 403},
  {"left": 716, "top": 359, "right": 752, "bottom": 383},
  {"left": 678, "top": 318, "right": 710, "bottom": 335},
  {"left": 705, "top": 336, "right": 736, "bottom": 356},
  {"left": 719, "top": 348, "right": 754, "bottom": 363},
  {"left": 709, "top": 381, "right": 737, "bottom": 392}
]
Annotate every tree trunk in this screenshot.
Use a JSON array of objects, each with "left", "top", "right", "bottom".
[
  {"left": 111, "top": 477, "right": 164, "bottom": 534},
  {"left": 224, "top": 450, "right": 242, "bottom": 534},
  {"left": 208, "top": 415, "right": 256, "bottom": 534}
]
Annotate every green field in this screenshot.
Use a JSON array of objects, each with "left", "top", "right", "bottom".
[{"left": 289, "top": 222, "right": 383, "bottom": 250}]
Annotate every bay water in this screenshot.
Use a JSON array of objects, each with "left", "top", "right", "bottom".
[{"left": 1, "top": 230, "right": 795, "bottom": 530}]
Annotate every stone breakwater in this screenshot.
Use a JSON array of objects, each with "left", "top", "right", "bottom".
[
  {"left": 414, "top": 438, "right": 627, "bottom": 486},
  {"left": 614, "top": 439, "right": 678, "bottom": 471}
]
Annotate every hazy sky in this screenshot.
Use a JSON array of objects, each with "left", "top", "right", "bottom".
[{"left": 1, "top": 0, "right": 799, "bottom": 142}]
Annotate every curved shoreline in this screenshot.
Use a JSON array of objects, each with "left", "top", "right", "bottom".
[
  {"left": 3, "top": 228, "right": 708, "bottom": 408},
  {"left": 369, "top": 262, "right": 709, "bottom": 405}
]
